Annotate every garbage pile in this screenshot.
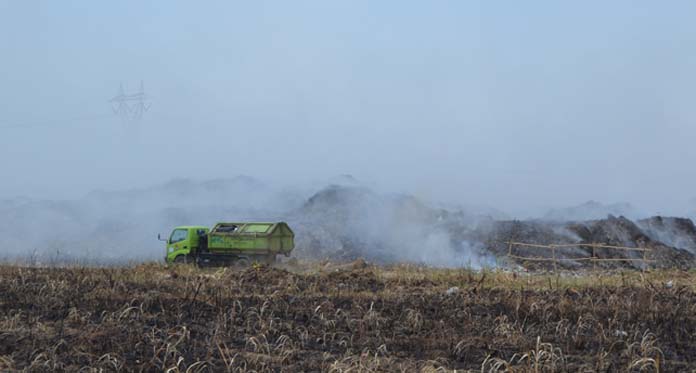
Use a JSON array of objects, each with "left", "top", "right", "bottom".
[{"left": 289, "top": 185, "right": 696, "bottom": 269}]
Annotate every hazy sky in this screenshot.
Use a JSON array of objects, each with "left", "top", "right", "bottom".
[{"left": 1, "top": 1, "right": 695, "bottom": 216}]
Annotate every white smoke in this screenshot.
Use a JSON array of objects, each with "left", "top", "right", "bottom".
[
  {"left": 1, "top": 177, "right": 693, "bottom": 269},
  {"left": 288, "top": 184, "right": 496, "bottom": 268}
]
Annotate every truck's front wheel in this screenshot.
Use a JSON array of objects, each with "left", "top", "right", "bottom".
[{"left": 173, "top": 255, "right": 190, "bottom": 264}]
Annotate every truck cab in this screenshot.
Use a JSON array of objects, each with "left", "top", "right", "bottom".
[{"left": 163, "top": 226, "right": 209, "bottom": 263}]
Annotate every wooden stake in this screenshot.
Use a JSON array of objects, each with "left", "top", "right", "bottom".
[{"left": 592, "top": 244, "right": 596, "bottom": 272}]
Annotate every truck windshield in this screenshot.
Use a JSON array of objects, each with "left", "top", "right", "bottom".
[{"left": 170, "top": 229, "right": 188, "bottom": 243}]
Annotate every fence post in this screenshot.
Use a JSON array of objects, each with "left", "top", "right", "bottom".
[
  {"left": 642, "top": 245, "right": 648, "bottom": 271},
  {"left": 551, "top": 245, "right": 558, "bottom": 273},
  {"left": 592, "top": 244, "right": 596, "bottom": 272}
]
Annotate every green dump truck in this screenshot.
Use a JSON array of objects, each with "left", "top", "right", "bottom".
[{"left": 159, "top": 222, "right": 294, "bottom": 266}]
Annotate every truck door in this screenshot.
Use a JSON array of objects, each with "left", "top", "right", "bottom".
[{"left": 169, "top": 228, "right": 191, "bottom": 257}]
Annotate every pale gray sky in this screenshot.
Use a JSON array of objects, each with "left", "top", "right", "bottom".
[{"left": 1, "top": 1, "right": 695, "bottom": 216}]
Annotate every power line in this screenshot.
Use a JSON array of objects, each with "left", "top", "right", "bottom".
[
  {"left": 0, "top": 113, "right": 114, "bottom": 130},
  {"left": 0, "top": 81, "right": 151, "bottom": 130}
]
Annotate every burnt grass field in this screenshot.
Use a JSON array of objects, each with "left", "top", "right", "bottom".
[{"left": 1, "top": 262, "right": 695, "bottom": 372}]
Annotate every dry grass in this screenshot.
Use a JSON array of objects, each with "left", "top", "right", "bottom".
[{"left": 0, "top": 261, "right": 694, "bottom": 371}]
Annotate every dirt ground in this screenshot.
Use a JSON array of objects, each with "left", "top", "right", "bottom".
[{"left": 0, "top": 261, "right": 694, "bottom": 372}]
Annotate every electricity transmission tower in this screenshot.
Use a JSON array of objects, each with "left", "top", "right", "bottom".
[{"left": 109, "top": 81, "right": 151, "bottom": 122}]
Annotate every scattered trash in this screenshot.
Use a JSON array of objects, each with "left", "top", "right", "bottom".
[
  {"left": 446, "top": 286, "right": 460, "bottom": 295},
  {"left": 614, "top": 330, "right": 628, "bottom": 338}
]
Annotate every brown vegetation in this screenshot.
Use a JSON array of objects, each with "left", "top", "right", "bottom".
[{"left": 0, "top": 262, "right": 695, "bottom": 371}]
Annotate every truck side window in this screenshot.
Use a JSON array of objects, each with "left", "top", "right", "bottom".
[{"left": 170, "top": 229, "right": 188, "bottom": 243}]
